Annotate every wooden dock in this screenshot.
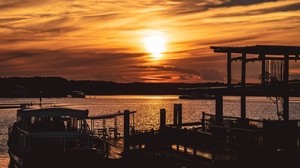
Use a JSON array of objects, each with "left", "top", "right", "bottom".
[
  {"left": 117, "top": 45, "right": 300, "bottom": 168},
  {"left": 83, "top": 45, "right": 300, "bottom": 168}
]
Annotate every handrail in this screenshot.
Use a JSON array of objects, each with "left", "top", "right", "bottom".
[
  {"left": 203, "top": 113, "right": 263, "bottom": 123},
  {"left": 30, "top": 131, "right": 90, "bottom": 138},
  {"left": 167, "top": 121, "right": 202, "bottom": 127},
  {"left": 15, "top": 127, "right": 30, "bottom": 135},
  {"left": 209, "top": 125, "right": 258, "bottom": 133}
]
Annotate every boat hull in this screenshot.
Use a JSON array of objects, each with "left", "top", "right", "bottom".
[{"left": 9, "top": 150, "right": 105, "bottom": 168}]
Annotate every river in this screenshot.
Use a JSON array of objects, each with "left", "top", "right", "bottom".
[{"left": 1, "top": 95, "right": 300, "bottom": 156}]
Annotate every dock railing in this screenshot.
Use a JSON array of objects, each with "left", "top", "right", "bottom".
[{"left": 125, "top": 111, "right": 268, "bottom": 162}]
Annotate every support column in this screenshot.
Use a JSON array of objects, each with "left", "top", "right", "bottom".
[
  {"left": 283, "top": 54, "right": 289, "bottom": 120},
  {"left": 261, "top": 54, "right": 266, "bottom": 85},
  {"left": 215, "top": 96, "right": 223, "bottom": 126},
  {"left": 103, "top": 119, "right": 106, "bottom": 129},
  {"left": 283, "top": 54, "right": 289, "bottom": 86},
  {"left": 241, "top": 53, "right": 246, "bottom": 87},
  {"left": 227, "top": 52, "right": 232, "bottom": 88},
  {"left": 160, "top": 108, "right": 166, "bottom": 129},
  {"left": 123, "top": 110, "right": 130, "bottom": 155},
  {"left": 241, "top": 53, "right": 247, "bottom": 122},
  {"left": 202, "top": 112, "right": 206, "bottom": 131},
  {"left": 173, "top": 104, "right": 178, "bottom": 126},
  {"left": 241, "top": 95, "right": 246, "bottom": 119},
  {"left": 177, "top": 104, "right": 182, "bottom": 128},
  {"left": 114, "top": 117, "right": 118, "bottom": 140}
]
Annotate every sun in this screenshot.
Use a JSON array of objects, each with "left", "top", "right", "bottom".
[{"left": 143, "top": 31, "right": 167, "bottom": 60}]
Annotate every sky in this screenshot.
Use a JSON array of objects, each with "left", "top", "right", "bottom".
[{"left": 0, "top": 0, "right": 300, "bottom": 83}]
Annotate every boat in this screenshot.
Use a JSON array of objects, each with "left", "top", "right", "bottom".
[
  {"left": 7, "top": 106, "right": 108, "bottom": 168},
  {"left": 70, "top": 91, "right": 85, "bottom": 98},
  {"left": 179, "top": 93, "right": 215, "bottom": 99}
]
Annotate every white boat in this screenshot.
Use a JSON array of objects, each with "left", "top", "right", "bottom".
[{"left": 70, "top": 91, "right": 85, "bottom": 98}]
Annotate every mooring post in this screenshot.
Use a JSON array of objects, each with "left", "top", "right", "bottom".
[
  {"left": 177, "top": 104, "right": 182, "bottom": 128},
  {"left": 123, "top": 110, "right": 130, "bottom": 155},
  {"left": 202, "top": 112, "right": 206, "bottom": 131},
  {"left": 215, "top": 95, "right": 223, "bottom": 126},
  {"left": 160, "top": 108, "right": 166, "bottom": 129},
  {"left": 173, "top": 104, "right": 178, "bottom": 126}
]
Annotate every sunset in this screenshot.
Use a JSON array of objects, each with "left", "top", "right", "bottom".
[
  {"left": 143, "top": 30, "right": 167, "bottom": 60},
  {"left": 0, "top": 0, "right": 299, "bottom": 83},
  {"left": 1, "top": 1, "right": 300, "bottom": 167}
]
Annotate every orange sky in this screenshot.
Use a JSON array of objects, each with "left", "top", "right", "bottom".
[{"left": 0, "top": 0, "right": 300, "bottom": 83}]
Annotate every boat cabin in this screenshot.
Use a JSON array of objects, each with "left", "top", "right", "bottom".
[
  {"left": 16, "top": 108, "right": 89, "bottom": 132},
  {"left": 8, "top": 107, "right": 103, "bottom": 156}
]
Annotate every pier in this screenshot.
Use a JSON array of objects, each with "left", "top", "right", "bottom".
[{"left": 109, "top": 45, "right": 300, "bottom": 168}]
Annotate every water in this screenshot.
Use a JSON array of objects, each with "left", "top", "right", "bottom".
[{"left": 1, "top": 95, "right": 300, "bottom": 154}]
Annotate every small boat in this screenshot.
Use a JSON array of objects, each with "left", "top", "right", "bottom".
[
  {"left": 70, "top": 91, "right": 85, "bottom": 98},
  {"left": 7, "top": 106, "right": 108, "bottom": 168}
]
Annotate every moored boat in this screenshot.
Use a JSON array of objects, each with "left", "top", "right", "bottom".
[
  {"left": 70, "top": 91, "right": 85, "bottom": 98},
  {"left": 179, "top": 93, "right": 215, "bottom": 99},
  {"left": 7, "top": 107, "right": 108, "bottom": 168}
]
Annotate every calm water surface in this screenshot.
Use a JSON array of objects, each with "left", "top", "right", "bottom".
[{"left": 1, "top": 95, "right": 300, "bottom": 154}]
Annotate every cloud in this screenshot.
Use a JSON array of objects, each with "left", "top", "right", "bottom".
[
  {"left": 220, "top": 0, "right": 278, "bottom": 7},
  {"left": 131, "top": 65, "right": 225, "bottom": 81},
  {"left": 0, "top": 49, "right": 146, "bottom": 82},
  {"left": 0, "top": 0, "right": 299, "bottom": 82},
  {"left": 165, "top": 0, "right": 280, "bottom": 16}
]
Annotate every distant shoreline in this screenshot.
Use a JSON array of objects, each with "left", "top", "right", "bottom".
[{"left": 0, "top": 77, "right": 225, "bottom": 98}]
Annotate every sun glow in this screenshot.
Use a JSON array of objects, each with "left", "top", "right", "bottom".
[{"left": 143, "top": 31, "right": 167, "bottom": 60}]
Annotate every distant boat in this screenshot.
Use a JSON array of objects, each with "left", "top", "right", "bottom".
[
  {"left": 70, "top": 91, "right": 85, "bottom": 98},
  {"left": 179, "top": 93, "right": 215, "bottom": 100}
]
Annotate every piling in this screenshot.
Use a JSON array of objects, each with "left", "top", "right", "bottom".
[
  {"left": 174, "top": 104, "right": 182, "bottom": 128},
  {"left": 173, "top": 104, "right": 178, "bottom": 126},
  {"left": 123, "top": 110, "right": 130, "bottom": 155},
  {"left": 160, "top": 109, "right": 166, "bottom": 129}
]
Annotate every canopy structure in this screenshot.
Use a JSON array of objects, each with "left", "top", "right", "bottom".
[
  {"left": 88, "top": 111, "right": 136, "bottom": 139},
  {"left": 192, "top": 45, "right": 300, "bottom": 122},
  {"left": 18, "top": 107, "right": 89, "bottom": 118}
]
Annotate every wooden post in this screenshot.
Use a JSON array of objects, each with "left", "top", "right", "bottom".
[
  {"left": 202, "top": 112, "right": 206, "bottom": 131},
  {"left": 261, "top": 54, "right": 266, "bottom": 85},
  {"left": 241, "top": 53, "right": 246, "bottom": 87},
  {"left": 283, "top": 54, "right": 289, "bottom": 87},
  {"left": 227, "top": 52, "right": 232, "bottom": 88},
  {"left": 91, "top": 119, "right": 94, "bottom": 132},
  {"left": 283, "top": 54, "right": 289, "bottom": 120},
  {"left": 103, "top": 119, "right": 106, "bottom": 129},
  {"left": 114, "top": 117, "right": 118, "bottom": 140},
  {"left": 177, "top": 104, "right": 182, "bottom": 128},
  {"left": 173, "top": 104, "right": 178, "bottom": 126},
  {"left": 241, "top": 53, "right": 247, "bottom": 123},
  {"left": 132, "top": 113, "right": 135, "bottom": 128},
  {"left": 39, "top": 91, "right": 42, "bottom": 107},
  {"left": 241, "top": 96, "right": 246, "bottom": 119},
  {"left": 215, "top": 96, "right": 223, "bottom": 126},
  {"left": 123, "top": 110, "right": 130, "bottom": 155},
  {"left": 160, "top": 108, "right": 166, "bottom": 129}
]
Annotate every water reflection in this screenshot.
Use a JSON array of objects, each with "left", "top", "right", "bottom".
[{"left": 1, "top": 96, "right": 300, "bottom": 154}]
